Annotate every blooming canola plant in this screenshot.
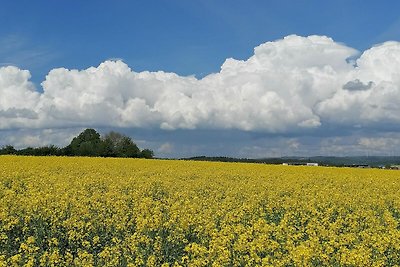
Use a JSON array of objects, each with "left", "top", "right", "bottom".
[{"left": 1, "top": 156, "right": 400, "bottom": 266}]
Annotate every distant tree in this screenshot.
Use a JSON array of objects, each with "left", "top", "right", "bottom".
[
  {"left": 140, "top": 149, "right": 154, "bottom": 159},
  {"left": 69, "top": 128, "right": 104, "bottom": 156},
  {"left": 0, "top": 145, "right": 17, "bottom": 155},
  {"left": 1, "top": 128, "right": 154, "bottom": 159},
  {"left": 61, "top": 144, "right": 73, "bottom": 156},
  {"left": 118, "top": 136, "right": 140, "bottom": 157},
  {"left": 35, "top": 145, "right": 61, "bottom": 156},
  {"left": 102, "top": 131, "right": 140, "bottom": 158},
  {"left": 102, "top": 131, "right": 123, "bottom": 157},
  {"left": 18, "top": 147, "right": 35, "bottom": 156}
]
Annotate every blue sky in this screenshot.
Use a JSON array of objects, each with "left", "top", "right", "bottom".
[
  {"left": 2, "top": 1, "right": 400, "bottom": 157},
  {"left": 2, "top": 1, "right": 400, "bottom": 82}
]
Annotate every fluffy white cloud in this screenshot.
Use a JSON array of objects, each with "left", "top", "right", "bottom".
[
  {"left": 0, "top": 128, "right": 80, "bottom": 149},
  {"left": 358, "top": 136, "right": 400, "bottom": 151},
  {"left": 0, "top": 66, "right": 40, "bottom": 128},
  {"left": 157, "top": 142, "right": 174, "bottom": 154},
  {"left": 194, "top": 35, "right": 357, "bottom": 131},
  {"left": 316, "top": 41, "right": 400, "bottom": 125},
  {"left": 2, "top": 35, "right": 400, "bottom": 134}
]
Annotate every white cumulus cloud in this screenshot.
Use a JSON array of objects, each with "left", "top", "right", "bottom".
[
  {"left": 0, "top": 66, "right": 40, "bottom": 129},
  {"left": 2, "top": 35, "right": 400, "bottom": 135},
  {"left": 316, "top": 41, "right": 400, "bottom": 126}
]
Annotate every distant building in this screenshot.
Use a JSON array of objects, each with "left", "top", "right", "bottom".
[
  {"left": 282, "top": 162, "right": 318, "bottom": 166},
  {"left": 344, "top": 164, "right": 370, "bottom": 168}
]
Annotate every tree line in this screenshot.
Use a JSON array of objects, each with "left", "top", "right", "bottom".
[{"left": 0, "top": 128, "right": 154, "bottom": 159}]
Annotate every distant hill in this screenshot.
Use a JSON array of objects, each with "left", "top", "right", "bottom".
[{"left": 182, "top": 156, "right": 400, "bottom": 167}]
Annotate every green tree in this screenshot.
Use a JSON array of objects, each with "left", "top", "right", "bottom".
[
  {"left": 0, "top": 145, "right": 17, "bottom": 155},
  {"left": 69, "top": 128, "right": 104, "bottom": 156},
  {"left": 102, "top": 131, "right": 122, "bottom": 157},
  {"left": 118, "top": 136, "right": 140, "bottom": 157},
  {"left": 140, "top": 149, "right": 154, "bottom": 159},
  {"left": 102, "top": 131, "right": 140, "bottom": 158},
  {"left": 0, "top": 129, "right": 154, "bottom": 158}
]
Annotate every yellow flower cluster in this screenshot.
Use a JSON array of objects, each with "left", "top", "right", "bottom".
[{"left": 1, "top": 155, "right": 400, "bottom": 266}]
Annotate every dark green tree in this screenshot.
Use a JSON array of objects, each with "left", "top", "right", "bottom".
[
  {"left": 118, "top": 136, "right": 140, "bottom": 157},
  {"left": 69, "top": 128, "right": 105, "bottom": 156},
  {"left": 102, "top": 131, "right": 140, "bottom": 158},
  {"left": 33, "top": 145, "right": 61, "bottom": 156},
  {"left": 0, "top": 145, "right": 17, "bottom": 155},
  {"left": 0, "top": 129, "right": 154, "bottom": 159},
  {"left": 102, "top": 131, "right": 122, "bottom": 157},
  {"left": 140, "top": 149, "right": 154, "bottom": 159},
  {"left": 18, "top": 147, "right": 35, "bottom": 155}
]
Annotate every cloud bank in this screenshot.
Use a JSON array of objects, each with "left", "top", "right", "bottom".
[{"left": 2, "top": 35, "right": 400, "bottom": 136}]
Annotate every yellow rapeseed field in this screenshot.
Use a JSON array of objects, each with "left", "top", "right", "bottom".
[{"left": 1, "top": 155, "right": 400, "bottom": 266}]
